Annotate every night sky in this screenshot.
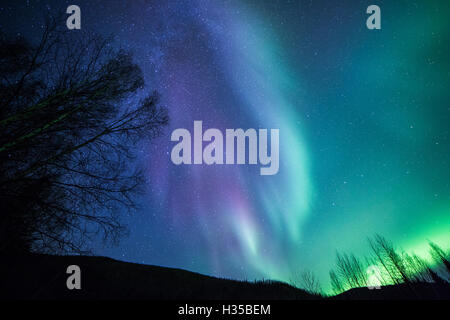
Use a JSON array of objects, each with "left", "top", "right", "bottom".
[{"left": 1, "top": 0, "right": 449, "bottom": 290}]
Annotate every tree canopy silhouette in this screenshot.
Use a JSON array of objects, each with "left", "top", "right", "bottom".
[{"left": 0, "top": 20, "right": 168, "bottom": 254}]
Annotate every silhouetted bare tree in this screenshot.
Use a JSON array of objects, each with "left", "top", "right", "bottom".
[
  {"left": 0, "top": 19, "right": 168, "bottom": 254},
  {"left": 329, "top": 270, "right": 344, "bottom": 295},
  {"left": 334, "top": 251, "right": 367, "bottom": 289},
  {"left": 403, "top": 253, "right": 431, "bottom": 283},
  {"left": 290, "top": 270, "right": 322, "bottom": 295},
  {"left": 368, "top": 235, "right": 411, "bottom": 285},
  {"left": 429, "top": 241, "right": 450, "bottom": 275}
]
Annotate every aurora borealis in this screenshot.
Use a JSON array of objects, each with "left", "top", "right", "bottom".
[{"left": 2, "top": 0, "right": 449, "bottom": 291}]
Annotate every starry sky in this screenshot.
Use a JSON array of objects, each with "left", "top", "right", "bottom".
[{"left": 1, "top": 0, "right": 449, "bottom": 290}]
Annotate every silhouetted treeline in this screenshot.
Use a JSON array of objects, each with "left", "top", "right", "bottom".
[
  {"left": 290, "top": 236, "right": 449, "bottom": 297},
  {"left": 0, "top": 17, "right": 168, "bottom": 254},
  {"left": 328, "top": 235, "right": 449, "bottom": 296}
]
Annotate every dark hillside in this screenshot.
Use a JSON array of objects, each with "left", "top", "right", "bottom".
[
  {"left": 1, "top": 254, "right": 448, "bottom": 300},
  {"left": 0, "top": 254, "right": 315, "bottom": 300}
]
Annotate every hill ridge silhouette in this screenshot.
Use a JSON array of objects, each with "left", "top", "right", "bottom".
[{"left": 1, "top": 254, "right": 448, "bottom": 300}]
